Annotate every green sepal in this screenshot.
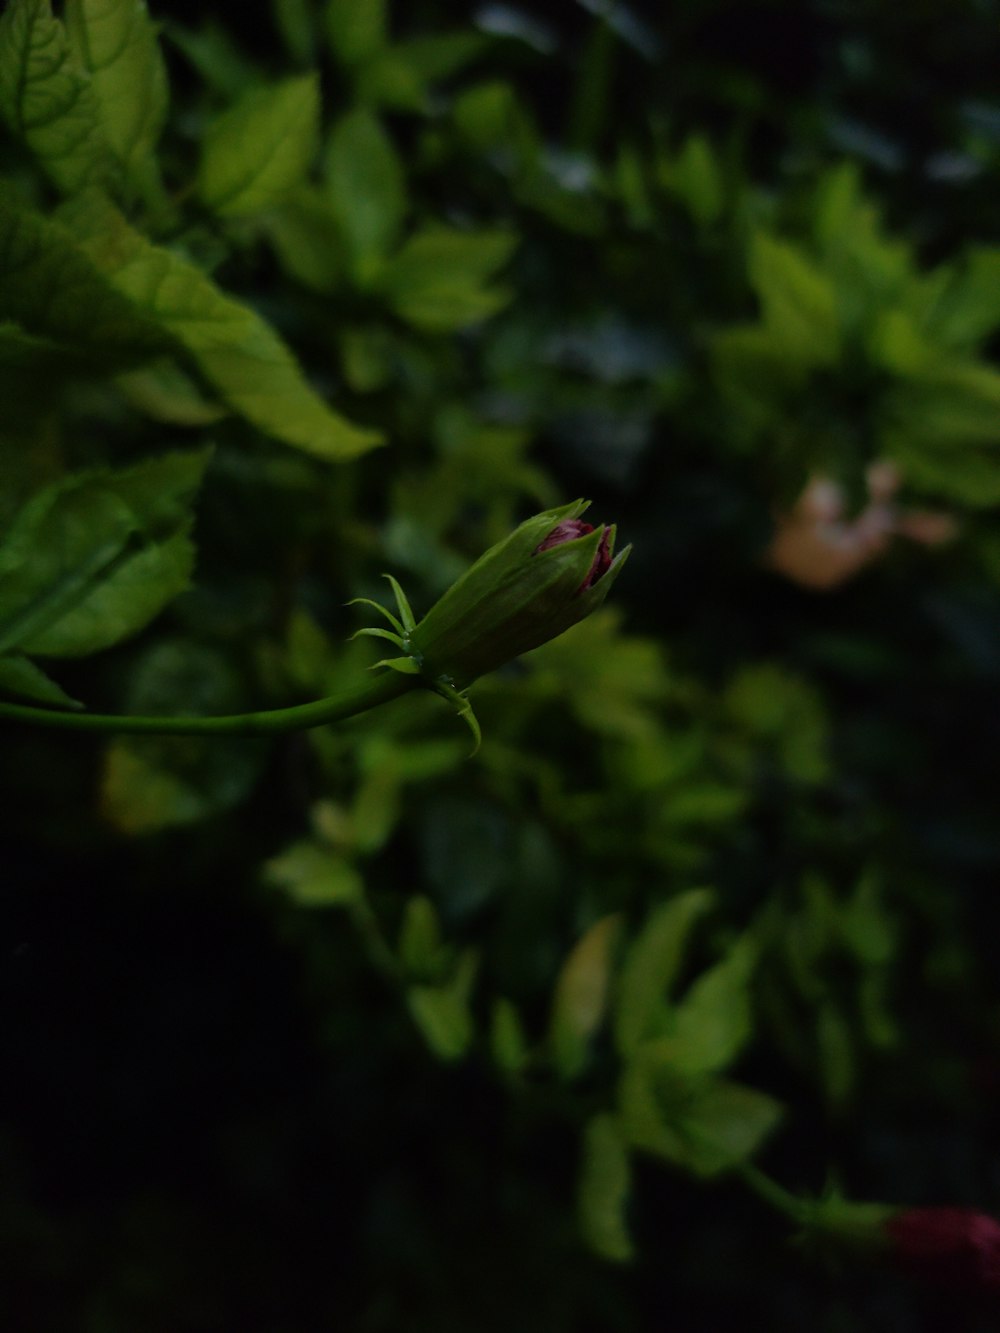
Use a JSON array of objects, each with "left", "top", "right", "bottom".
[
  {"left": 351, "top": 626, "right": 406, "bottom": 649},
  {"left": 434, "top": 678, "right": 482, "bottom": 756},
  {"left": 383, "top": 573, "right": 417, "bottom": 633},
  {"left": 346, "top": 596, "right": 405, "bottom": 635},
  {"left": 373, "top": 655, "right": 422, "bottom": 674}
]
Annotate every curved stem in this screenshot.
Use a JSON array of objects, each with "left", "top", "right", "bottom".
[
  {"left": 734, "top": 1161, "right": 808, "bottom": 1223},
  {"left": 0, "top": 671, "right": 420, "bottom": 737}
]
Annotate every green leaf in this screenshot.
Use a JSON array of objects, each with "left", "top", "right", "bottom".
[
  {"left": 0, "top": 188, "right": 168, "bottom": 368},
  {"left": 100, "top": 640, "right": 263, "bottom": 833},
  {"left": 398, "top": 895, "right": 445, "bottom": 980},
  {"left": 0, "top": 653, "right": 82, "bottom": 708},
  {"left": 748, "top": 233, "right": 840, "bottom": 367},
  {"left": 324, "top": 0, "right": 386, "bottom": 67},
  {"left": 614, "top": 889, "right": 713, "bottom": 1058},
  {"left": 0, "top": 0, "right": 113, "bottom": 193},
  {"left": 263, "top": 186, "right": 344, "bottom": 294},
  {"left": 578, "top": 1114, "right": 634, "bottom": 1263},
  {"left": 407, "top": 949, "right": 478, "bottom": 1061},
  {"left": 651, "top": 936, "right": 757, "bottom": 1077},
  {"left": 379, "top": 226, "right": 517, "bottom": 332},
  {"left": 665, "top": 133, "right": 724, "bottom": 227},
  {"left": 356, "top": 32, "right": 488, "bottom": 112},
  {"left": 325, "top": 107, "right": 406, "bottom": 277},
  {"left": 264, "top": 840, "right": 364, "bottom": 906},
  {"left": 64, "top": 0, "right": 168, "bottom": 198},
  {"left": 490, "top": 997, "right": 529, "bottom": 1075},
  {"left": 619, "top": 1055, "right": 783, "bottom": 1177},
  {"left": 115, "top": 359, "right": 229, "bottom": 426},
  {"left": 0, "top": 450, "right": 208, "bottom": 660},
  {"left": 198, "top": 74, "right": 320, "bottom": 219},
  {"left": 549, "top": 914, "right": 621, "bottom": 1079},
  {"left": 59, "top": 191, "right": 383, "bottom": 460}
]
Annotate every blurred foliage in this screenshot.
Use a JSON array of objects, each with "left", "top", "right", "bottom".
[{"left": 3, "top": 1, "right": 1000, "bottom": 1329}]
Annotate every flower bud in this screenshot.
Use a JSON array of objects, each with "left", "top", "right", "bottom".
[
  {"left": 409, "top": 500, "right": 629, "bottom": 688},
  {"left": 885, "top": 1207, "right": 1000, "bottom": 1293}
]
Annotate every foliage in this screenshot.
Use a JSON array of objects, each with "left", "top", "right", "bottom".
[{"left": 3, "top": 2, "right": 1000, "bottom": 1330}]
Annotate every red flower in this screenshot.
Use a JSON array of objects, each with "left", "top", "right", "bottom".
[
  {"left": 886, "top": 1207, "right": 1000, "bottom": 1293},
  {"left": 535, "top": 519, "right": 613, "bottom": 592}
]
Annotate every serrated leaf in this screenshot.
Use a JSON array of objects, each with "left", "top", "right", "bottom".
[
  {"left": 615, "top": 889, "right": 713, "bottom": 1058},
  {"left": 59, "top": 191, "right": 383, "bottom": 460},
  {"left": 578, "top": 1114, "right": 634, "bottom": 1263},
  {"left": 0, "top": 653, "right": 82, "bottom": 708},
  {"left": 198, "top": 74, "right": 320, "bottom": 219},
  {"left": 325, "top": 107, "right": 406, "bottom": 277},
  {"left": 549, "top": 914, "right": 621, "bottom": 1079},
  {"left": 0, "top": 189, "right": 168, "bottom": 369},
  {"left": 0, "top": 0, "right": 113, "bottom": 193},
  {"left": 0, "top": 450, "right": 207, "bottom": 660},
  {"left": 64, "top": 0, "right": 168, "bottom": 197},
  {"left": 379, "top": 226, "right": 517, "bottom": 332}
]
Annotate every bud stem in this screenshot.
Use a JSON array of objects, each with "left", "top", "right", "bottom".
[{"left": 0, "top": 670, "right": 420, "bottom": 737}]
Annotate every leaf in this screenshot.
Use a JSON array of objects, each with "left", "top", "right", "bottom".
[
  {"left": 0, "top": 188, "right": 168, "bottom": 369},
  {"left": 578, "top": 1114, "right": 634, "bottom": 1263},
  {"left": 549, "top": 914, "right": 622, "bottom": 1079},
  {"left": 651, "top": 936, "right": 758, "bottom": 1077},
  {"left": 263, "top": 186, "right": 344, "bottom": 294},
  {"left": 379, "top": 226, "right": 517, "bottom": 332},
  {"left": 0, "top": 653, "right": 82, "bottom": 708},
  {"left": 100, "top": 640, "right": 263, "bottom": 833},
  {"left": 398, "top": 896, "right": 446, "bottom": 980},
  {"left": 614, "top": 889, "right": 713, "bottom": 1058},
  {"left": 748, "top": 233, "right": 840, "bottom": 367},
  {"left": 0, "top": 450, "right": 208, "bottom": 660},
  {"left": 618, "top": 1054, "right": 783, "bottom": 1177},
  {"left": 407, "top": 950, "right": 478, "bottom": 1061},
  {"left": 115, "top": 359, "right": 229, "bottom": 426},
  {"left": 666, "top": 133, "right": 723, "bottom": 227},
  {"left": 0, "top": 0, "right": 113, "bottom": 193},
  {"left": 64, "top": 0, "right": 168, "bottom": 196},
  {"left": 490, "top": 997, "right": 529, "bottom": 1075},
  {"left": 325, "top": 107, "right": 406, "bottom": 277},
  {"left": 59, "top": 191, "right": 383, "bottom": 460},
  {"left": 198, "top": 74, "right": 320, "bottom": 219},
  {"left": 264, "top": 840, "right": 364, "bottom": 906},
  {"left": 324, "top": 0, "right": 386, "bottom": 67},
  {"left": 356, "top": 32, "right": 489, "bottom": 112}
]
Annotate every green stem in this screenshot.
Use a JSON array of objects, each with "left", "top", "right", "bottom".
[
  {"left": 734, "top": 1161, "right": 808, "bottom": 1223},
  {"left": 0, "top": 671, "right": 420, "bottom": 737}
]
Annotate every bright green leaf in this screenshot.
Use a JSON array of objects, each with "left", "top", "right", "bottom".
[
  {"left": 0, "top": 0, "right": 113, "bottom": 193},
  {"left": 64, "top": 0, "right": 168, "bottom": 197},
  {"left": 490, "top": 997, "right": 529, "bottom": 1076},
  {"left": 59, "top": 191, "right": 383, "bottom": 460},
  {"left": 198, "top": 73, "right": 320, "bottom": 218}
]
